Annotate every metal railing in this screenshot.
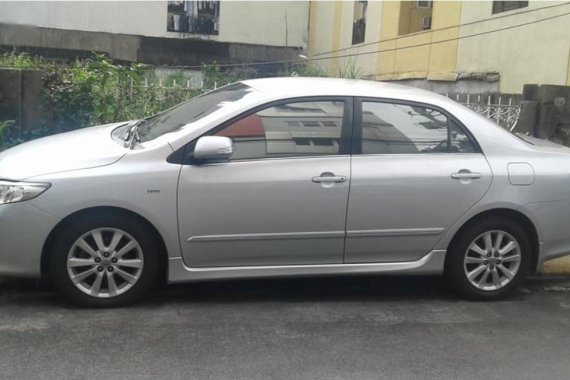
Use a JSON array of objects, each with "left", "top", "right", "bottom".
[
  {"left": 122, "top": 79, "right": 524, "bottom": 131},
  {"left": 447, "top": 94, "right": 522, "bottom": 131}
]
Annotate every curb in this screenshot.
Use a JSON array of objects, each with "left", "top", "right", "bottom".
[{"left": 541, "top": 255, "right": 570, "bottom": 275}]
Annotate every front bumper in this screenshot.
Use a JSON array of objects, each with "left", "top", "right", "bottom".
[{"left": 0, "top": 202, "right": 58, "bottom": 278}]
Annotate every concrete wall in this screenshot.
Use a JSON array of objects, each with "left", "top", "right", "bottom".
[
  {"left": 0, "top": 23, "right": 303, "bottom": 67},
  {"left": 457, "top": 1, "right": 570, "bottom": 93},
  {"left": 0, "top": 1, "right": 169, "bottom": 37},
  {"left": 0, "top": 69, "right": 43, "bottom": 131},
  {"left": 220, "top": 2, "right": 308, "bottom": 48},
  {"left": 0, "top": 1, "right": 308, "bottom": 47}
]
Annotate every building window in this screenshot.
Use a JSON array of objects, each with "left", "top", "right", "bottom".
[
  {"left": 398, "top": 1, "right": 433, "bottom": 36},
  {"left": 416, "top": 1, "right": 433, "bottom": 8},
  {"left": 492, "top": 1, "right": 529, "bottom": 14},
  {"left": 352, "top": 1, "right": 368, "bottom": 45},
  {"left": 167, "top": 1, "right": 220, "bottom": 35}
]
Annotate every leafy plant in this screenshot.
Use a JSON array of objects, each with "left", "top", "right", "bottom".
[
  {"left": 291, "top": 63, "right": 329, "bottom": 77},
  {"left": 337, "top": 57, "right": 364, "bottom": 79},
  {"left": 0, "top": 119, "right": 15, "bottom": 149},
  {"left": 0, "top": 51, "right": 46, "bottom": 69},
  {"left": 0, "top": 51, "right": 338, "bottom": 148}
]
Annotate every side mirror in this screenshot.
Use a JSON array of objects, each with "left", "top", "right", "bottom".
[{"left": 193, "top": 136, "right": 233, "bottom": 162}]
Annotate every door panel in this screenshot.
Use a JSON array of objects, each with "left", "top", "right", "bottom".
[
  {"left": 345, "top": 99, "right": 491, "bottom": 263},
  {"left": 178, "top": 97, "right": 352, "bottom": 268},
  {"left": 345, "top": 154, "right": 491, "bottom": 263},
  {"left": 178, "top": 157, "right": 350, "bottom": 267}
]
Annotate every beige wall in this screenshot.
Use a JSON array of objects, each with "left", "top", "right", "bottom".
[
  {"left": 566, "top": 48, "right": 570, "bottom": 86},
  {"left": 457, "top": 1, "right": 570, "bottom": 93},
  {"left": 0, "top": 1, "right": 308, "bottom": 47},
  {"left": 219, "top": 2, "right": 308, "bottom": 47},
  {"left": 398, "top": 0, "right": 433, "bottom": 35},
  {"left": 309, "top": 0, "right": 383, "bottom": 78},
  {"left": 376, "top": 1, "right": 461, "bottom": 81},
  {"left": 308, "top": 0, "right": 570, "bottom": 93},
  {"left": 308, "top": 1, "right": 459, "bottom": 80},
  {"left": 308, "top": 1, "right": 336, "bottom": 57}
]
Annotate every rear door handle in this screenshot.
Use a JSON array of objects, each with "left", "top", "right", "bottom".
[
  {"left": 451, "top": 170, "right": 482, "bottom": 180},
  {"left": 312, "top": 175, "right": 347, "bottom": 183}
]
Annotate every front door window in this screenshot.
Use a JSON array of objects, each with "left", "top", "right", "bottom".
[{"left": 214, "top": 100, "right": 346, "bottom": 161}]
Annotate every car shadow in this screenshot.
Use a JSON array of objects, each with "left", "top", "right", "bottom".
[
  {"left": 0, "top": 275, "right": 531, "bottom": 308},
  {"left": 147, "top": 275, "right": 454, "bottom": 304}
]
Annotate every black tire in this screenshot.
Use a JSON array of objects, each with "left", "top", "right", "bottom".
[
  {"left": 445, "top": 217, "right": 531, "bottom": 300},
  {"left": 50, "top": 212, "right": 161, "bottom": 307}
]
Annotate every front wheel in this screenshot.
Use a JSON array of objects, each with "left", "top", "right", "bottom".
[
  {"left": 50, "top": 213, "right": 160, "bottom": 307},
  {"left": 445, "top": 217, "right": 531, "bottom": 300}
]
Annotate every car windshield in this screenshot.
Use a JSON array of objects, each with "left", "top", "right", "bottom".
[{"left": 137, "top": 82, "right": 254, "bottom": 142}]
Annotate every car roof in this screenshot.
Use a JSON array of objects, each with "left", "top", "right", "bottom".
[
  {"left": 238, "top": 77, "right": 535, "bottom": 156},
  {"left": 241, "top": 77, "right": 455, "bottom": 106}
]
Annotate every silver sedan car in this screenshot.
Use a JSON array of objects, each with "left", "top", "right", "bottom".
[{"left": 1, "top": 78, "right": 568, "bottom": 306}]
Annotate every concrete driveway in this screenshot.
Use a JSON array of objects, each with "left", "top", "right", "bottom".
[{"left": 0, "top": 276, "right": 569, "bottom": 380}]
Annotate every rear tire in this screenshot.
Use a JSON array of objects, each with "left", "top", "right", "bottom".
[
  {"left": 50, "top": 212, "right": 160, "bottom": 307},
  {"left": 445, "top": 217, "right": 531, "bottom": 300}
]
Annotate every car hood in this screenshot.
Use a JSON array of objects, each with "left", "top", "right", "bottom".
[{"left": 0, "top": 122, "right": 128, "bottom": 180}]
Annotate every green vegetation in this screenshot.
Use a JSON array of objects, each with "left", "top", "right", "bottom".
[
  {"left": 0, "top": 51, "right": 47, "bottom": 69},
  {"left": 0, "top": 119, "right": 15, "bottom": 148},
  {"left": 0, "top": 52, "right": 208, "bottom": 150},
  {"left": 291, "top": 62, "right": 329, "bottom": 77},
  {"left": 0, "top": 51, "right": 356, "bottom": 150},
  {"left": 336, "top": 57, "right": 365, "bottom": 79}
]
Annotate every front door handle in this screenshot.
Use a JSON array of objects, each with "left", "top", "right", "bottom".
[
  {"left": 451, "top": 170, "right": 482, "bottom": 180},
  {"left": 312, "top": 174, "right": 347, "bottom": 183}
]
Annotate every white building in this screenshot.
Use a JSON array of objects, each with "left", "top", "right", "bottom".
[{"left": 0, "top": 1, "right": 309, "bottom": 66}]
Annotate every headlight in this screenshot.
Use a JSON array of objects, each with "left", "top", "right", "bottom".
[{"left": 0, "top": 180, "right": 51, "bottom": 205}]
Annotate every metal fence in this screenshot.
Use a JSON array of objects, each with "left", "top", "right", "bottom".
[
  {"left": 120, "top": 77, "right": 207, "bottom": 116},
  {"left": 446, "top": 94, "right": 522, "bottom": 131},
  {"left": 129, "top": 77, "right": 205, "bottom": 97},
  {"left": 124, "top": 79, "right": 524, "bottom": 131}
]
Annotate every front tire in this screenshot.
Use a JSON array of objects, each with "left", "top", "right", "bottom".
[
  {"left": 50, "top": 213, "right": 160, "bottom": 307},
  {"left": 445, "top": 217, "right": 531, "bottom": 300}
]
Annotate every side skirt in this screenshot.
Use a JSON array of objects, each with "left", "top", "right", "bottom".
[{"left": 167, "top": 250, "right": 446, "bottom": 283}]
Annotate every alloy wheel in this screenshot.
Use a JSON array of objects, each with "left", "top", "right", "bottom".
[
  {"left": 463, "top": 230, "right": 522, "bottom": 291},
  {"left": 66, "top": 228, "right": 144, "bottom": 298}
]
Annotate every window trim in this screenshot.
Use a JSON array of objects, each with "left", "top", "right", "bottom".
[
  {"left": 352, "top": 97, "right": 483, "bottom": 156},
  {"left": 176, "top": 96, "right": 354, "bottom": 165}
]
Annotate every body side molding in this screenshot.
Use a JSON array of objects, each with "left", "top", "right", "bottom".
[{"left": 168, "top": 249, "right": 446, "bottom": 282}]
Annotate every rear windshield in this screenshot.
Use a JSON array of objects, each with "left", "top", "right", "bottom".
[{"left": 138, "top": 83, "right": 253, "bottom": 142}]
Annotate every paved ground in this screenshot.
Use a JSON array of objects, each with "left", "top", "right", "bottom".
[{"left": 0, "top": 276, "right": 569, "bottom": 380}]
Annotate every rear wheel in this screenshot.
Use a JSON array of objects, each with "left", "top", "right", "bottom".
[
  {"left": 446, "top": 217, "right": 531, "bottom": 300},
  {"left": 50, "top": 213, "right": 160, "bottom": 307}
]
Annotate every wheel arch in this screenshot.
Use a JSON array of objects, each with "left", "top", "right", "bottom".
[
  {"left": 446, "top": 208, "right": 540, "bottom": 272},
  {"left": 41, "top": 206, "right": 168, "bottom": 280}
]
